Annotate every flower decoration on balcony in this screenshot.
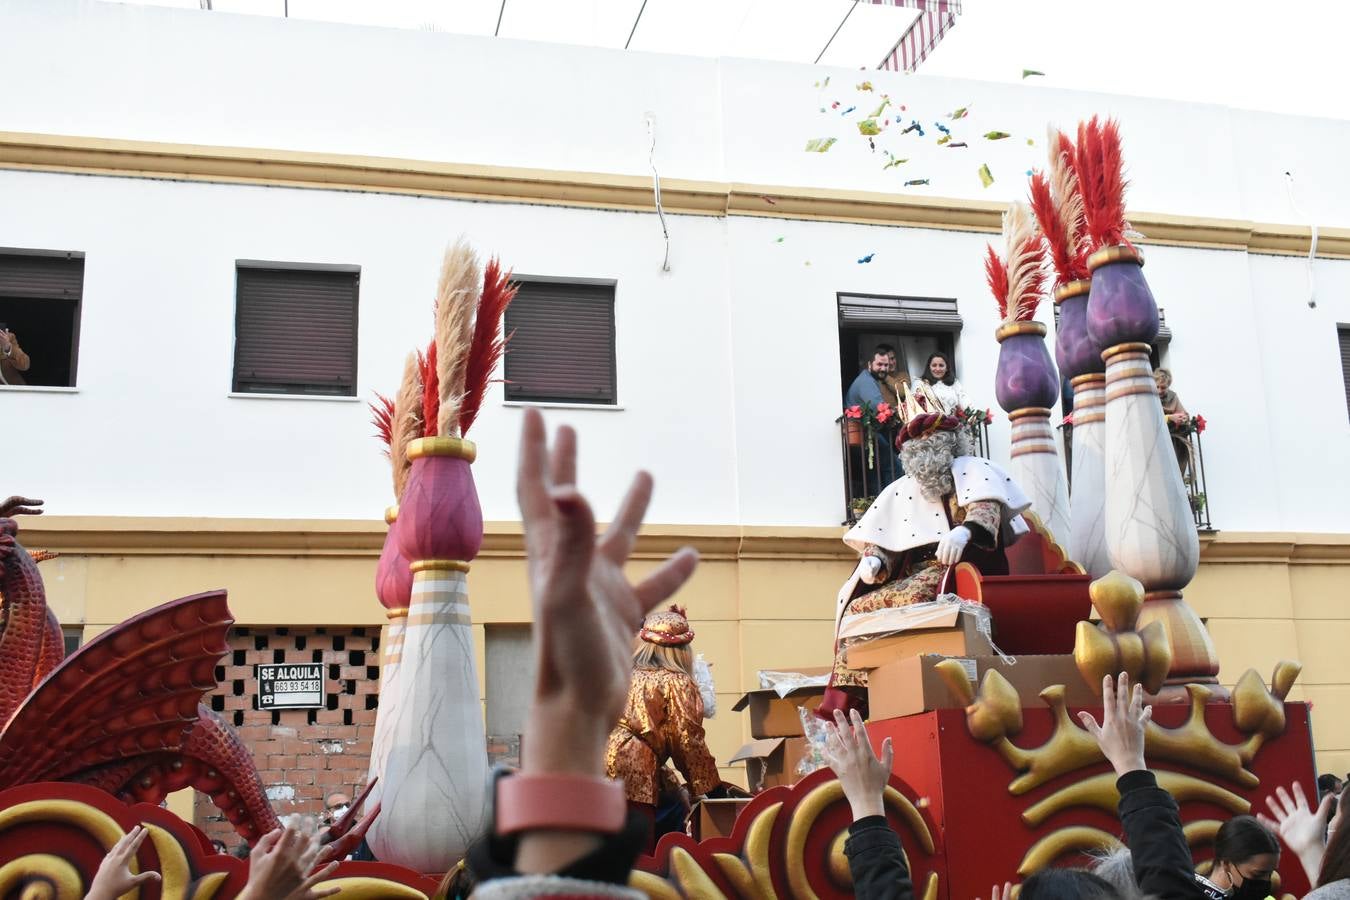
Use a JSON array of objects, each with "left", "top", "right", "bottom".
[
  {"left": 1168, "top": 414, "right": 1207, "bottom": 437},
  {"left": 844, "top": 401, "right": 897, "bottom": 466},
  {"left": 956, "top": 406, "right": 994, "bottom": 426}
]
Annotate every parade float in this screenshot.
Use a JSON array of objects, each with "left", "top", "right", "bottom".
[{"left": 0, "top": 120, "right": 1318, "bottom": 899}]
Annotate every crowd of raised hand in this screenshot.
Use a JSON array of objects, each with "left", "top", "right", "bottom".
[{"left": 83, "top": 411, "right": 1350, "bottom": 899}]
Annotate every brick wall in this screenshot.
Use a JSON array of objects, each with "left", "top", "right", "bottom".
[{"left": 197, "top": 626, "right": 380, "bottom": 850}]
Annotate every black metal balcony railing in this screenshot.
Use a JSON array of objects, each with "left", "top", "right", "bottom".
[
  {"left": 1059, "top": 421, "right": 1212, "bottom": 531},
  {"left": 838, "top": 417, "right": 990, "bottom": 525}
]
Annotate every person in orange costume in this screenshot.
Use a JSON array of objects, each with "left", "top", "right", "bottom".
[{"left": 605, "top": 605, "right": 721, "bottom": 843}]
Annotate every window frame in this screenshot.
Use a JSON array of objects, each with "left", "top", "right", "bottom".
[
  {"left": 231, "top": 260, "right": 361, "bottom": 398},
  {"left": 502, "top": 276, "right": 618, "bottom": 407},
  {"left": 0, "top": 247, "right": 86, "bottom": 389}
]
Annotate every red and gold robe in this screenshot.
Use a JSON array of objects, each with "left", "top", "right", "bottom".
[{"left": 605, "top": 667, "right": 721, "bottom": 805}]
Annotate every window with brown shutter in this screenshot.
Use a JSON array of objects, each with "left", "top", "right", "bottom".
[
  {"left": 233, "top": 263, "right": 359, "bottom": 396},
  {"left": 504, "top": 280, "right": 616, "bottom": 405},
  {"left": 0, "top": 248, "right": 84, "bottom": 388},
  {"left": 1340, "top": 325, "right": 1350, "bottom": 420}
]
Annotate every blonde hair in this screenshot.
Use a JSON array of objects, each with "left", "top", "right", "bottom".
[
  {"left": 1153, "top": 368, "right": 1173, "bottom": 388},
  {"left": 632, "top": 639, "right": 693, "bottom": 675}
]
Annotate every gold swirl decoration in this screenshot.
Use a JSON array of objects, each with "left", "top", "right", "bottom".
[
  {"left": 1021, "top": 771, "right": 1249, "bottom": 827},
  {"left": 632, "top": 771, "right": 939, "bottom": 898},
  {"left": 1018, "top": 827, "right": 1122, "bottom": 876},
  {"left": 0, "top": 785, "right": 438, "bottom": 899},
  {"left": 957, "top": 659, "right": 1302, "bottom": 794}
]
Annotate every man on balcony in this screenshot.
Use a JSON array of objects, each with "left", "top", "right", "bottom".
[{"left": 845, "top": 346, "right": 902, "bottom": 491}]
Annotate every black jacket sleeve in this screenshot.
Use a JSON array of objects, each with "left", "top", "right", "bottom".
[
  {"left": 1117, "top": 770, "right": 1213, "bottom": 900},
  {"left": 844, "top": 816, "right": 914, "bottom": 900}
]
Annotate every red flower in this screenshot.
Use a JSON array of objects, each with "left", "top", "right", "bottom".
[
  {"left": 984, "top": 409, "right": 993, "bottom": 424},
  {"left": 1194, "top": 415, "right": 1206, "bottom": 433},
  {"left": 955, "top": 408, "right": 967, "bottom": 420},
  {"left": 845, "top": 405, "right": 862, "bottom": 420},
  {"left": 876, "top": 402, "right": 893, "bottom": 423},
  {"left": 1063, "top": 412, "right": 1075, "bottom": 426}
]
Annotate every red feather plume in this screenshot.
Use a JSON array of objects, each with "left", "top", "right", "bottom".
[
  {"left": 458, "top": 258, "right": 518, "bottom": 436},
  {"left": 418, "top": 339, "right": 440, "bottom": 438},
  {"left": 984, "top": 244, "right": 1009, "bottom": 319},
  {"left": 369, "top": 392, "right": 395, "bottom": 456},
  {"left": 1028, "top": 171, "right": 1073, "bottom": 285},
  {"left": 1076, "top": 117, "right": 1129, "bottom": 251}
]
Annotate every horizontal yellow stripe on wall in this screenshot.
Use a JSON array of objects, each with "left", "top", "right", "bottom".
[
  {"left": 0, "top": 131, "right": 1346, "bottom": 258},
  {"left": 20, "top": 516, "right": 1350, "bottom": 564}
]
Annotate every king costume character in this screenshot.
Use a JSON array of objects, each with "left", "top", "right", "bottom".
[{"left": 818, "top": 384, "right": 1032, "bottom": 717}]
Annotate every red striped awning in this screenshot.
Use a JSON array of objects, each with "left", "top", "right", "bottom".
[{"left": 870, "top": 0, "right": 962, "bottom": 72}]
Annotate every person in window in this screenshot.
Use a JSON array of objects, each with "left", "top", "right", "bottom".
[
  {"left": 845, "top": 346, "right": 902, "bottom": 489},
  {"left": 919, "top": 352, "right": 970, "bottom": 413},
  {"left": 0, "top": 328, "right": 29, "bottom": 386},
  {"left": 876, "top": 343, "right": 910, "bottom": 411},
  {"left": 1155, "top": 368, "right": 1193, "bottom": 477}
]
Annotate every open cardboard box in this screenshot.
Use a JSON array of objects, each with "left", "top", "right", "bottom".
[
  {"left": 728, "top": 736, "right": 812, "bottom": 792},
  {"left": 732, "top": 667, "right": 830, "bottom": 739},
  {"left": 691, "top": 798, "right": 753, "bottom": 840},
  {"left": 843, "top": 604, "right": 993, "bottom": 670},
  {"left": 866, "top": 652, "right": 1098, "bottom": 721}
]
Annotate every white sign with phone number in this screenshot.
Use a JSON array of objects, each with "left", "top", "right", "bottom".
[{"left": 256, "top": 663, "right": 325, "bottom": 709}]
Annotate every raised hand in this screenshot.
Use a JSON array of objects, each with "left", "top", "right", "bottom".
[
  {"left": 237, "top": 828, "right": 340, "bottom": 900},
  {"left": 85, "top": 826, "right": 162, "bottom": 900},
  {"left": 516, "top": 407, "right": 698, "bottom": 777},
  {"left": 823, "top": 709, "right": 893, "bottom": 821},
  {"left": 1259, "top": 781, "right": 1333, "bottom": 882},
  {"left": 1077, "top": 672, "right": 1151, "bottom": 776}
]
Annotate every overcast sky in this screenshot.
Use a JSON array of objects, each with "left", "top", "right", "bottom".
[{"left": 119, "top": 0, "right": 1350, "bottom": 121}]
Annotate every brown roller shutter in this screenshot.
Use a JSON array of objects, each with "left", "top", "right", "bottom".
[
  {"left": 837, "top": 293, "right": 962, "bottom": 330},
  {"left": 1340, "top": 326, "right": 1350, "bottom": 420},
  {"left": 233, "top": 266, "right": 359, "bottom": 396},
  {"left": 504, "top": 281, "right": 616, "bottom": 404},
  {"left": 0, "top": 251, "right": 84, "bottom": 299}
]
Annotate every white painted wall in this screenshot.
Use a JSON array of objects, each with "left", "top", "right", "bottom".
[{"left": 2, "top": 0, "right": 1349, "bottom": 533}]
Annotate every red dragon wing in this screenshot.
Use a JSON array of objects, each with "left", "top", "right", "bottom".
[{"left": 0, "top": 590, "right": 233, "bottom": 788}]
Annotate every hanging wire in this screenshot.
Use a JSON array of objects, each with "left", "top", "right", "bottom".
[
  {"left": 625, "top": 0, "right": 650, "bottom": 49},
  {"left": 495, "top": 0, "right": 507, "bottom": 36},
  {"left": 1283, "top": 171, "right": 1318, "bottom": 308},
  {"left": 815, "top": 0, "right": 860, "bottom": 64},
  {"left": 646, "top": 114, "right": 671, "bottom": 272}
]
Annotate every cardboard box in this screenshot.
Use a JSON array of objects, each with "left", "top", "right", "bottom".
[
  {"left": 865, "top": 652, "right": 1097, "bottom": 722},
  {"left": 728, "top": 736, "right": 813, "bottom": 792},
  {"left": 732, "top": 668, "right": 829, "bottom": 739},
  {"left": 692, "top": 798, "right": 752, "bottom": 840},
  {"left": 843, "top": 605, "right": 992, "bottom": 670}
]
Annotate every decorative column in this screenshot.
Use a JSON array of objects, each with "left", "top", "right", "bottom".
[
  {"left": 366, "top": 436, "right": 489, "bottom": 868},
  {"left": 1087, "top": 245, "right": 1218, "bottom": 685},
  {"left": 1055, "top": 278, "right": 1111, "bottom": 578},
  {"left": 994, "top": 321, "right": 1070, "bottom": 544},
  {"left": 364, "top": 504, "right": 411, "bottom": 824}
]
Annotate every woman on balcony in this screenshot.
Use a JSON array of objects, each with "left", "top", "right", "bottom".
[
  {"left": 1154, "top": 368, "right": 1193, "bottom": 478},
  {"left": 920, "top": 352, "right": 970, "bottom": 414}
]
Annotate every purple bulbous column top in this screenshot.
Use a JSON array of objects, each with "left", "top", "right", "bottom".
[
  {"left": 1086, "top": 245, "right": 1159, "bottom": 351},
  {"left": 1054, "top": 279, "right": 1104, "bottom": 379},
  {"left": 376, "top": 504, "right": 413, "bottom": 613},
  {"left": 994, "top": 322, "right": 1060, "bottom": 412}
]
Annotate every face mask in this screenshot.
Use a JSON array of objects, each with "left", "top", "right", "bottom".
[
  {"left": 1230, "top": 877, "right": 1272, "bottom": 900},
  {"left": 329, "top": 805, "right": 349, "bottom": 820}
]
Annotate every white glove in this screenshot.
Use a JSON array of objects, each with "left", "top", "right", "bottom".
[
  {"left": 935, "top": 525, "right": 971, "bottom": 565},
  {"left": 860, "top": 555, "right": 884, "bottom": 584}
]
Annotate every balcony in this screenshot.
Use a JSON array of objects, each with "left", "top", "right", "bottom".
[
  {"left": 1058, "top": 417, "right": 1212, "bottom": 531},
  {"left": 838, "top": 416, "right": 991, "bottom": 525}
]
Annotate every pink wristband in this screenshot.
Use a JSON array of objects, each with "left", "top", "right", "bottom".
[{"left": 495, "top": 771, "right": 627, "bottom": 836}]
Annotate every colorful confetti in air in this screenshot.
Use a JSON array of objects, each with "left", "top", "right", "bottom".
[
  {"left": 856, "top": 81, "right": 874, "bottom": 91},
  {"left": 949, "top": 105, "right": 971, "bottom": 119},
  {"left": 775, "top": 236, "right": 785, "bottom": 243},
  {"left": 984, "top": 131, "right": 1011, "bottom": 140},
  {"left": 978, "top": 164, "right": 995, "bottom": 188},
  {"left": 858, "top": 119, "right": 881, "bottom": 136},
  {"left": 948, "top": 142, "right": 968, "bottom": 149},
  {"left": 1022, "top": 69, "right": 1044, "bottom": 79},
  {"left": 937, "top": 134, "right": 952, "bottom": 146},
  {"left": 858, "top": 253, "right": 875, "bottom": 264},
  {"left": 841, "top": 106, "right": 857, "bottom": 116},
  {"left": 935, "top": 122, "right": 951, "bottom": 135},
  {"left": 905, "top": 179, "right": 930, "bottom": 186},
  {"left": 869, "top": 99, "right": 890, "bottom": 117},
  {"left": 805, "top": 138, "right": 838, "bottom": 153}
]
